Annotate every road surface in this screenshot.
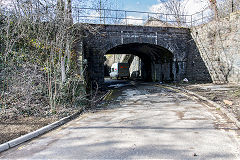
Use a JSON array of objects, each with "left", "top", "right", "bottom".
[{"left": 1, "top": 82, "right": 240, "bottom": 159}]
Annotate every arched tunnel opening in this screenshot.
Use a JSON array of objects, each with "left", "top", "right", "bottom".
[{"left": 104, "top": 43, "right": 174, "bottom": 83}]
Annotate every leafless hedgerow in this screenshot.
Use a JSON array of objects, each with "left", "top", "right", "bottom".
[
  {"left": 0, "top": 0, "right": 87, "bottom": 119},
  {"left": 0, "top": 0, "right": 117, "bottom": 119}
]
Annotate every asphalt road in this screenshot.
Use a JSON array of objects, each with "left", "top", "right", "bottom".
[{"left": 1, "top": 82, "right": 240, "bottom": 159}]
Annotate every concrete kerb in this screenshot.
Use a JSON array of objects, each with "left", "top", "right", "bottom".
[
  {"left": 0, "top": 144, "right": 9, "bottom": 153},
  {"left": 163, "top": 84, "right": 240, "bottom": 129},
  {"left": 0, "top": 108, "right": 84, "bottom": 153}
]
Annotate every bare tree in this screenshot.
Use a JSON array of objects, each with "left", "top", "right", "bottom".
[
  {"left": 209, "top": 0, "right": 219, "bottom": 20},
  {"left": 0, "top": 0, "right": 86, "bottom": 116},
  {"left": 165, "top": 0, "right": 185, "bottom": 19},
  {"left": 217, "top": 0, "right": 240, "bottom": 18},
  {"left": 55, "top": 0, "right": 74, "bottom": 84},
  {"left": 1, "top": 0, "right": 117, "bottom": 117},
  {"left": 89, "top": 0, "right": 122, "bottom": 24},
  {"left": 155, "top": 0, "right": 190, "bottom": 26}
]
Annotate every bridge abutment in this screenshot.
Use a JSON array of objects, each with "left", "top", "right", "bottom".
[{"left": 79, "top": 24, "right": 212, "bottom": 88}]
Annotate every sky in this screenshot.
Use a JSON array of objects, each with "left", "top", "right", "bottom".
[
  {"left": 121, "top": 0, "right": 159, "bottom": 12},
  {"left": 117, "top": 0, "right": 210, "bottom": 25},
  {"left": 120, "top": 0, "right": 210, "bottom": 24},
  {"left": 1, "top": 0, "right": 209, "bottom": 14},
  {"left": 1, "top": 0, "right": 211, "bottom": 25},
  {"left": 120, "top": 0, "right": 209, "bottom": 14}
]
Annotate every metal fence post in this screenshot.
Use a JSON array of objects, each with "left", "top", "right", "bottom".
[
  {"left": 125, "top": 11, "right": 127, "bottom": 25},
  {"left": 77, "top": 9, "right": 79, "bottom": 23},
  {"left": 191, "top": 15, "right": 193, "bottom": 27},
  {"left": 104, "top": 9, "right": 106, "bottom": 24},
  {"left": 116, "top": 10, "right": 117, "bottom": 23},
  {"left": 100, "top": 8, "right": 102, "bottom": 24}
]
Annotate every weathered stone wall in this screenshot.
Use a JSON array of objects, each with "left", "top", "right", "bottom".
[
  {"left": 81, "top": 24, "right": 211, "bottom": 87},
  {"left": 129, "top": 56, "right": 141, "bottom": 78},
  {"left": 191, "top": 11, "right": 240, "bottom": 83}
]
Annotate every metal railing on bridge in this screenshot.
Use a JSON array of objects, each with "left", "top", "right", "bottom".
[
  {"left": 72, "top": 7, "right": 214, "bottom": 27},
  {"left": 1, "top": 6, "right": 215, "bottom": 28}
]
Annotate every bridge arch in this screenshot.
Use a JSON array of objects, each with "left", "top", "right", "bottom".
[
  {"left": 105, "top": 43, "right": 175, "bottom": 82},
  {"left": 80, "top": 24, "right": 212, "bottom": 88}
]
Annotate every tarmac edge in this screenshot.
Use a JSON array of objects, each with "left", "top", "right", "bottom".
[
  {"left": 163, "top": 84, "right": 240, "bottom": 129},
  {"left": 0, "top": 108, "right": 84, "bottom": 153}
]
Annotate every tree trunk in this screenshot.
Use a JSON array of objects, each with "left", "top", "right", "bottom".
[
  {"left": 209, "top": 0, "right": 219, "bottom": 20},
  {"left": 67, "top": 0, "right": 73, "bottom": 24},
  {"left": 61, "top": 55, "right": 66, "bottom": 83},
  {"left": 65, "top": 0, "right": 73, "bottom": 73}
]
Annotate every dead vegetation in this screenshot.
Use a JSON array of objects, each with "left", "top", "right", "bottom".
[
  {"left": 180, "top": 84, "right": 240, "bottom": 121},
  {"left": 0, "top": 0, "right": 87, "bottom": 120},
  {"left": 0, "top": 0, "right": 115, "bottom": 145}
]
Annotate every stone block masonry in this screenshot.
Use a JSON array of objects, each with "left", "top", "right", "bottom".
[
  {"left": 76, "top": 24, "right": 212, "bottom": 87},
  {"left": 191, "top": 11, "right": 240, "bottom": 84}
]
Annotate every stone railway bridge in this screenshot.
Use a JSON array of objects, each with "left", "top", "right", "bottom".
[{"left": 74, "top": 24, "right": 212, "bottom": 88}]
